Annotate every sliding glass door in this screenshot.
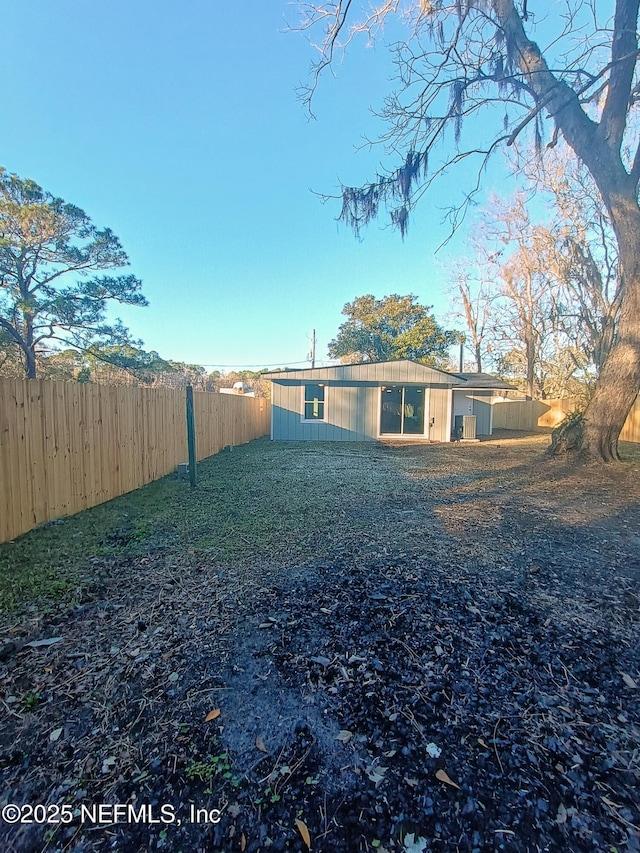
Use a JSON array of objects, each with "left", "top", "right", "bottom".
[{"left": 380, "top": 386, "right": 426, "bottom": 436}]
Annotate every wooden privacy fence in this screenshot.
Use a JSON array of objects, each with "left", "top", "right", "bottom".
[
  {"left": 492, "top": 395, "right": 640, "bottom": 442},
  {"left": 492, "top": 397, "right": 581, "bottom": 431},
  {"left": 620, "top": 396, "right": 640, "bottom": 443},
  {"left": 0, "top": 380, "right": 270, "bottom": 544}
]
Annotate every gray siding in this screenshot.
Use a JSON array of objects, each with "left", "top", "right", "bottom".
[
  {"left": 272, "top": 381, "right": 380, "bottom": 441},
  {"left": 272, "top": 381, "right": 453, "bottom": 442},
  {"left": 472, "top": 391, "right": 493, "bottom": 435}
]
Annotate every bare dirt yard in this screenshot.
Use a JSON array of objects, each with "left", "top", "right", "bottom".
[{"left": 0, "top": 434, "right": 639, "bottom": 853}]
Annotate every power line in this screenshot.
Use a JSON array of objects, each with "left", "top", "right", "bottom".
[
  {"left": 196, "top": 358, "right": 335, "bottom": 369},
  {"left": 196, "top": 359, "right": 311, "bottom": 369}
]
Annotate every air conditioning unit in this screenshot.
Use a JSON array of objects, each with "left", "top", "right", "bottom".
[{"left": 462, "top": 415, "right": 477, "bottom": 440}]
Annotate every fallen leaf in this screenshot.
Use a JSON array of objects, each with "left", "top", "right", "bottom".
[
  {"left": 101, "top": 756, "right": 117, "bottom": 774},
  {"left": 477, "top": 738, "right": 489, "bottom": 749},
  {"left": 555, "top": 803, "right": 567, "bottom": 825},
  {"left": 336, "top": 730, "right": 353, "bottom": 744},
  {"left": 205, "top": 708, "right": 221, "bottom": 722},
  {"left": 365, "top": 765, "right": 388, "bottom": 785},
  {"left": 255, "top": 734, "right": 268, "bottom": 753},
  {"left": 435, "top": 768, "right": 460, "bottom": 790},
  {"left": 621, "top": 672, "right": 638, "bottom": 689},
  {"left": 168, "top": 672, "right": 179, "bottom": 683},
  {"left": 403, "top": 833, "right": 428, "bottom": 853},
  {"left": 258, "top": 622, "right": 275, "bottom": 629},
  {"left": 295, "top": 818, "right": 311, "bottom": 850},
  {"left": 240, "top": 833, "right": 246, "bottom": 851},
  {"left": 309, "top": 655, "right": 331, "bottom": 667},
  {"left": 49, "top": 727, "right": 63, "bottom": 742},
  {"left": 26, "top": 637, "right": 63, "bottom": 648}
]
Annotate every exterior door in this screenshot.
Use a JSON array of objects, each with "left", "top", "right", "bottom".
[{"left": 380, "top": 386, "right": 426, "bottom": 436}]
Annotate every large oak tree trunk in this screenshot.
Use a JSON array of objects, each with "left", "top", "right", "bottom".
[
  {"left": 578, "top": 213, "right": 640, "bottom": 460},
  {"left": 549, "top": 203, "right": 640, "bottom": 461}
]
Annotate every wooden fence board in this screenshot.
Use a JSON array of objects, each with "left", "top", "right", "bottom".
[
  {"left": 620, "top": 395, "right": 640, "bottom": 443},
  {"left": 0, "top": 380, "right": 270, "bottom": 544},
  {"left": 0, "top": 382, "right": 19, "bottom": 538},
  {"left": 14, "top": 383, "right": 34, "bottom": 531}
]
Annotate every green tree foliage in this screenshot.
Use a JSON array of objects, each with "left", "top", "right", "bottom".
[
  {"left": 0, "top": 167, "right": 146, "bottom": 378},
  {"left": 329, "top": 294, "right": 461, "bottom": 367},
  {"left": 0, "top": 329, "right": 27, "bottom": 378},
  {"left": 82, "top": 346, "right": 174, "bottom": 385},
  {"left": 0, "top": 343, "right": 205, "bottom": 387}
]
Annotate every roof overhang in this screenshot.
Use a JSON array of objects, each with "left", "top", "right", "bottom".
[{"left": 263, "top": 361, "right": 515, "bottom": 390}]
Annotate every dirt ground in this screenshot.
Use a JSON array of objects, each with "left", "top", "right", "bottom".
[{"left": 0, "top": 434, "right": 639, "bottom": 853}]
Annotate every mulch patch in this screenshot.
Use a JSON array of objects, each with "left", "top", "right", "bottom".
[{"left": 0, "top": 440, "right": 639, "bottom": 852}]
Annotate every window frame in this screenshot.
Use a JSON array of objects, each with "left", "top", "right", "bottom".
[
  {"left": 300, "top": 382, "right": 328, "bottom": 423},
  {"left": 378, "top": 384, "right": 428, "bottom": 437}
]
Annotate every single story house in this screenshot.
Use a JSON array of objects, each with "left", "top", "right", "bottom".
[{"left": 263, "top": 360, "right": 515, "bottom": 443}]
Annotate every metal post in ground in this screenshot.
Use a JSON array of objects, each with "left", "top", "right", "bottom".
[{"left": 186, "top": 385, "right": 197, "bottom": 489}]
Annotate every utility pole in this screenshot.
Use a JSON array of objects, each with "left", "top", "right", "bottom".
[{"left": 309, "top": 329, "right": 316, "bottom": 368}]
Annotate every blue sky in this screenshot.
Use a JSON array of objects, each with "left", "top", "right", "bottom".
[{"left": 2, "top": 0, "right": 513, "bottom": 370}]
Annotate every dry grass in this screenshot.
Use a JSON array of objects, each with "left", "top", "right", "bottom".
[
  {"left": 1, "top": 433, "right": 639, "bottom": 853},
  {"left": 1, "top": 432, "right": 639, "bottom": 615}
]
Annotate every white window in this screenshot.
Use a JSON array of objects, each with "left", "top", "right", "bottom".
[{"left": 302, "top": 383, "right": 326, "bottom": 422}]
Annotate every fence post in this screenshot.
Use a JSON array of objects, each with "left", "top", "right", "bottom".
[{"left": 186, "top": 385, "right": 197, "bottom": 489}]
